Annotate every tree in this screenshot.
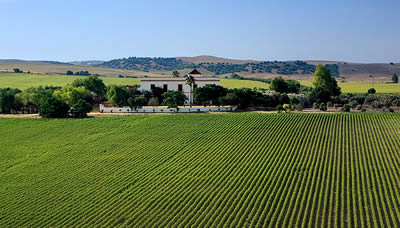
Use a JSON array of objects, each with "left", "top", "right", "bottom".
[
  {"left": 286, "top": 80, "right": 300, "bottom": 93},
  {"left": 218, "top": 93, "right": 239, "bottom": 106},
  {"left": 0, "top": 88, "right": 21, "bottom": 113},
  {"left": 71, "top": 99, "right": 92, "bottom": 118},
  {"left": 393, "top": 74, "right": 399, "bottom": 83},
  {"left": 148, "top": 97, "right": 159, "bottom": 107},
  {"left": 185, "top": 75, "right": 196, "bottom": 107},
  {"left": 16, "top": 86, "right": 53, "bottom": 113},
  {"left": 270, "top": 77, "right": 289, "bottom": 93},
  {"left": 66, "top": 70, "right": 74, "bottom": 75},
  {"left": 311, "top": 65, "right": 341, "bottom": 102},
  {"left": 162, "top": 91, "right": 187, "bottom": 108},
  {"left": 127, "top": 94, "right": 148, "bottom": 109},
  {"left": 172, "top": 70, "right": 180, "bottom": 77},
  {"left": 194, "top": 84, "right": 227, "bottom": 106},
  {"left": 39, "top": 97, "right": 70, "bottom": 118},
  {"left": 72, "top": 75, "right": 106, "bottom": 99},
  {"left": 13, "top": 68, "right": 23, "bottom": 73},
  {"left": 105, "top": 85, "right": 129, "bottom": 107},
  {"left": 53, "top": 85, "right": 88, "bottom": 106},
  {"left": 368, "top": 88, "right": 376, "bottom": 94}
]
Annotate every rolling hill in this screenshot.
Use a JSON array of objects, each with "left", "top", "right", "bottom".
[{"left": 0, "top": 56, "right": 399, "bottom": 82}]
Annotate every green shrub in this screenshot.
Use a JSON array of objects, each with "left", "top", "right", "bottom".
[
  {"left": 319, "top": 103, "right": 327, "bottom": 111},
  {"left": 341, "top": 104, "right": 351, "bottom": 112}
]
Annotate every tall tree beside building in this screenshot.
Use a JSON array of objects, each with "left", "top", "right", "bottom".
[{"left": 185, "top": 75, "right": 196, "bottom": 107}]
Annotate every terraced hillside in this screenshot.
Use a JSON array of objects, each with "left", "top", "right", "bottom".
[{"left": 1, "top": 114, "right": 400, "bottom": 227}]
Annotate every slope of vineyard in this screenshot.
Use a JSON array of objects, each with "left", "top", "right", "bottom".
[{"left": 1, "top": 114, "right": 400, "bottom": 227}]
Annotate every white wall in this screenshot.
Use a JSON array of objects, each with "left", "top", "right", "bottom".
[{"left": 99, "top": 104, "right": 237, "bottom": 113}]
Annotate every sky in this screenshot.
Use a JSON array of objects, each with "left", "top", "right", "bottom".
[{"left": 0, "top": 0, "right": 399, "bottom": 63}]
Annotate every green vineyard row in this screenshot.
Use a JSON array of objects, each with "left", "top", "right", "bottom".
[{"left": 0, "top": 113, "right": 400, "bottom": 227}]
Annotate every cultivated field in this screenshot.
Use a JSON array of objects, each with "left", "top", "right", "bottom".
[
  {"left": 300, "top": 81, "right": 400, "bottom": 94},
  {"left": 0, "top": 73, "right": 140, "bottom": 90},
  {"left": 1, "top": 113, "right": 400, "bottom": 227},
  {"left": 1, "top": 73, "right": 399, "bottom": 94}
]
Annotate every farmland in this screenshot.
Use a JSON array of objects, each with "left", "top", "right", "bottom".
[
  {"left": 1, "top": 113, "right": 400, "bottom": 227},
  {"left": 1, "top": 73, "right": 399, "bottom": 94}
]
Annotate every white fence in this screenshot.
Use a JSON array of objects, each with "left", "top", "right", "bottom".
[{"left": 99, "top": 104, "right": 238, "bottom": 113}]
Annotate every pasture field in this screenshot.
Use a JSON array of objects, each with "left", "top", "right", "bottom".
[
  {"left": 301, "top": 81, "right": 400, "bottom": 94},
  {"left": 1, "top": 73, "right": 399, "bottom": 94},
  {"left": 1, "top": 113, "right": 400, "bottom": 227},
  {"left": 0, "top": 73, "right": 140, "bottom": 90}
]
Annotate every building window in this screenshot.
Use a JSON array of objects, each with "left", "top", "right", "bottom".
[
  {"left": 178, "top": 84, "right": 183, "bottom": 92},
  {"left": 163, "top": 84, "right": 168, "bottom": 91},
  {"left": 151, "top": 84, "right": 155, "bottom": 90}
]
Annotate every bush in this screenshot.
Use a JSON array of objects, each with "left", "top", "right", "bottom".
[
  {"left": 295, "top": 104, "right": 304, "bottom": 111},
  {"left": 319, "top": 103, "right": 327, "bottom": 111},
  {"left": 388, "top": 107, "right": 394, "bottom": 113},
  {"left": 39, "top": 97, "right": 70, "bottom": 118},
  {"left": 361, "top": 107, "right": 367, "bottom": 112},
  {"left": 276, "top": 105, "right": 284, "bottom": 113},
  {"left": 162, "top": 91, "right": 187, "bottom": 108},
  {"left": 368, "top": 88, "right": 376, "bottom": 94},
  {"left": 313, "top": 103, "right": 319, "bottom": 109},
  {"left": 341, "top": 104, "right": 350, "bottom": 112},
  {"left": 71, "top": 99, "right": 92, "bottom": 118},
  {"left": 283, "top": 104, "right": 290, "bottom": 113}
]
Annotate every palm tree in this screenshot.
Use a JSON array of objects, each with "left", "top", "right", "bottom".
[
  {"left": 172, "top": 70, "right": 180, "bottom": 77},
  {"left": 185, "top": 75, "right": 195, "bottom": 108}
]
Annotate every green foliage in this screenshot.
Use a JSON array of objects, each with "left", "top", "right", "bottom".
[
  {"left": 53, "top": 85, "right": 88, "bottom": 106},
  {"left": 392, "top": 73, "right": 398, "bottom": 83},
  {"left": 172, "top": 70, "right": 180, "bottom": 77},
  {"left": 319, "top": 103, "right": 327, "bottom": 111},
  {"left": 270, "top": 77, "right": 288, "bottom": 93},
  {"left": 368, "top": 88, "right": 376, "bottom": 94},
  {"left": 276, "top": 104, "right": 284, "bottom": 113},
  {"left": 194, "top": 84, "right": 227, "bottom": 106},
  {"left": 0, "top": 88, "right": 21, "bottom": 113},
  {"left": 162, "top": 91, "right": 187, "bottom": 108},
  {"left": 341, "top": 104, "right": 351, "bottom": 112},
  {"left": 270, "top": 77, "right": 300, "bottom": 93},
  {"left": 72, "top": 75, "right": 106, "bottom": 98},
  {"left": 39, "top": 96, "right": 70, "bottom": 118},
  {"left": 218, "top": 93, "right": 240, "bottom": 106},
  {"left": 311, "top": 65, "right": 341, "bottom": 102},
  {"left": 71, "top": 99, "right": 92, "bottom": 118},
  {"left": 99, "top": 57, "right": 316, "bottom": 75},
  {"left": 325, "top": 64, "right": 339, "bottom": 77},
  {"left": 282, "top": 104, "right": 290, "bottom": 112},
  {"left": 127, "top": 95, "right": 148, "bottom": 109},
  {"left": 66, "top": 70, "right": 74, "bottom": 75},
  {"left": 106, "top": 85, "right": 129, "bottom": 107}
]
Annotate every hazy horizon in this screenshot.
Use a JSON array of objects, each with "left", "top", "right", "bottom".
[{"left": 1, "top": 0, "right": 399, "bottom": 63}]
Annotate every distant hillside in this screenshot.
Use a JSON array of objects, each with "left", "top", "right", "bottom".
[
  {"left": 69, "top": 60, "right": 105, "bottom": 66},
  {"left": 1, "top": 57, "right": 399, "bottom": 82},
  {"left": 97, "top": 57, "right": 317, "bottom": 75},
  {"left": 0, "top": 59, "right": 71, "bottom": 65}
]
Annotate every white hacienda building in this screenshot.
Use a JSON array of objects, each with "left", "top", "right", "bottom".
[
  {"left": 139, "top": 69, "right": 220, "bottom": 105},
  {"left": 99, "top": 69, "right": 236, "bottom": 113}
]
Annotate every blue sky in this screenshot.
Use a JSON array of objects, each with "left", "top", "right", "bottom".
[{"left": 0, "top": 0, "right": 399, "bottom": 63}]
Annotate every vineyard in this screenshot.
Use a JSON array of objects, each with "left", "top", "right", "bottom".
[{"left": 1, "top": 113, "right": 400, "bottom": 227}]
